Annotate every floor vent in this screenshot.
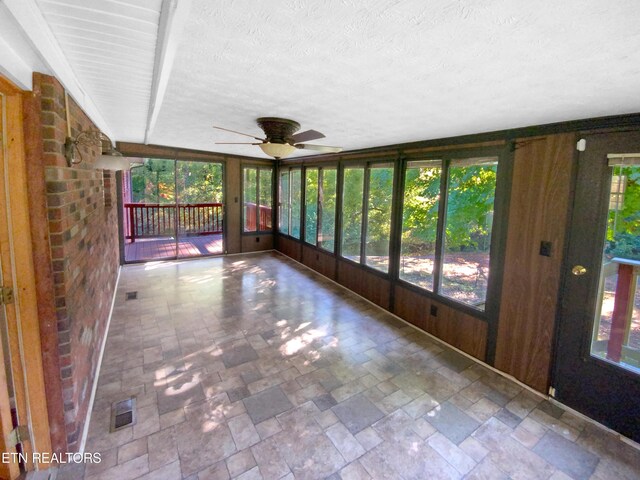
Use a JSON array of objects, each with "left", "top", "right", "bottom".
[
  {"left": 110, "top": 397, "right": 136, "bottom": 432},
  {"left": 126, "top": 291, "right": 138, "bottom": 300}
]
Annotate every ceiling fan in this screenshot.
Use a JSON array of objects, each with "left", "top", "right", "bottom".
[{"left": 213, "top": 117, "right": 342, "bottom": 159}]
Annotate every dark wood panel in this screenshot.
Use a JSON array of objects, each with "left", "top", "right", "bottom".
[
  {"left": 241, "top": 234, "right": 274, "bottom": 253},
  {"left": 393, "top": 285, "right": 430, "bottom": 331},
  {"left": 495, "top": 134, "right": 575, "bottom": 392},
  {"left": 277, "top": 235, "right": 302, "bottom": 262},
  {"left": 427, "top": 300, "right": 488, "bottom": 361},
  {"left": 337, "top": 260, "right": 390, "bottom": 310},
  {"left": 394, "top": 286, "right": 487, "bottom": 360},
  {"left": 301, "top": 245, "right": 336, "bottom": 280}
]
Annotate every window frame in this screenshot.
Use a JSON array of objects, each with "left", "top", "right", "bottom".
[
  {"left": 241, "top": 164, "right": 274, "bottom": 234},
  {"left": 338, "top": 159, "right": 397, "bottom": 272},
  {"left": 396, "top": 145, "right": 508, "bottom": 314},
  {"left": 278, "top": 166, "right": 303, "bottom": 238}
]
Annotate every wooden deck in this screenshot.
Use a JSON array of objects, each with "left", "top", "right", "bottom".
[{"left": 124, "top": 234, "right": 223, "bottom": 262}]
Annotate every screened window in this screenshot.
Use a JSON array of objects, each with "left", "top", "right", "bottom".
[
  {"left": 318, "top": 168, "right": 337, "bottom": 252},
  {"left": 400, "top": 160, "right": 442, "bottom": 290},
  {"left": 341, "top": 167, "right": 365, "bottom": 261},
  {"left": 243, "top": 166, "right": 273, "bottom": 232},
  {"left": 278, "top": 168, "right": 302, "bottom": 237},
  {"left": 290, "top": 169, "right": 302, "bottom": 239},
  {"left": 398, "top": 155, "right": 498, "bottom": 310},
  {"left": 279, "top": 170, "right": 289, "bottom": 234},
  {"left": 365, "top": 164, "right": 394, "bottom": 272},
  {"left": 305, "top": 168, "right": 319, "bottom": 244},
  {"left": 440, "top": 157, "right": 497, "bottom": 307}
]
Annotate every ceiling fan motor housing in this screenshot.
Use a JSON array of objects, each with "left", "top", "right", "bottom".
[{"left": 256, "top": 117, "right": 300, "bottom": 144}]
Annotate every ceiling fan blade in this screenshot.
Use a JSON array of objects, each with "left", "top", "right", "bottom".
[
  {"left": 212, "top": 125, "right": 264, "bottom": 141},
  {"left": 295, "top": 144, "right": 342, "bottom": 153},
  {"left": 291, "top": 129, "right": 325, "bottom": 143},
  {"left": 215, "top": 142, "right": 262, "bottom": 145}
]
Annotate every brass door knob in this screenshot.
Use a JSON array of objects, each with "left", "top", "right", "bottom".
[{"left": 571, "top": 265, "right": 587, "bottom": 276}]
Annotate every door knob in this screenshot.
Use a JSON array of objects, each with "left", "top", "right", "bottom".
[{"left": 571, "top": 265, "right": 587, "bottom": 276}]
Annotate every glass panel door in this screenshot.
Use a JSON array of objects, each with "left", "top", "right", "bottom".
[
  {"left": 175, "top": 160, "right": 224, "bottom": 259},
  {"left": 124, "top": 159, "right": 178, "bottom": 262},
  {"left": 554, "top": 132, "right": 640, "bottom": 442},
  {"left": 123, "top": 159, "right": 224, "bottom": 262},
  {"left": 590, "top": 160, "right": 640, "bottom": 373}
]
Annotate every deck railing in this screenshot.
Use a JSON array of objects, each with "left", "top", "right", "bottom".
[
  {"left": 124, "top": 203, "right": 223, "bottom": 242},
  {"left": 244, "top": 202, "right": 272, "bottom": 231}
]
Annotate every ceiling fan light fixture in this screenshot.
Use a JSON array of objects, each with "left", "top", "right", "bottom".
[{"left": 259, "top": 142, "right": 297, "bottom": 159}]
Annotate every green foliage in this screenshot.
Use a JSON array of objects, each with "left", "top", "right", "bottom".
[
  {"left": 131, "top": 159, "right": 223, "bottom": 204},
  {"left": 341, "top": 168, "right": 364, "bottom": 256},
  {"left": 366, "top": 166, "right": 394, "bottom": 255},
  {"left": 606, "top": 166, "right": 640, "bottom": 260},
  {"left": 444, "top": 164, "right": 496, "bottom": 252},
  {"left": 402, "top": 162, "right": 496, "bottom": 253}
]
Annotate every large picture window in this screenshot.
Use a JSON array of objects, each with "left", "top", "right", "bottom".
[
  {"left": 318, "top": 167, "right": 337, "bottom": 252},
  {"left": 365, "top": 164, "right": 394, "bottom": 272},
  {"left": 243, "top": 166, "right": 273, "bottom": 232},
  {"left": 440, "top": 157, "right": 497, "bottom": 307},
  {"left": 400, "top": 160, "right": 442, "bottom": 290},
  {"left": 341, "top": 167, "right": 365, "bottom": 261},
  {"left": 279, "top": 170, "right": 289, "bottom": 234},
  {"left": 278, "top": 168, "right": 302, "bottom": 238},
  {"left": 304, "top": 168, "right": 318, "bottom": 244},
  {"left": 399, "top": 155, "right": 498, "bottom": 310},
  {"left": 340, "top": 163, "right": 395, "bottom": 272}
]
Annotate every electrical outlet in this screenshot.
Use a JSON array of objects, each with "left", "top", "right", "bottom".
[
  {"left": 430, "top": 305, "right": 438, "bottom": 316},
  {"left": 540, "top": 241, "right": 552, "bottom": 257}
]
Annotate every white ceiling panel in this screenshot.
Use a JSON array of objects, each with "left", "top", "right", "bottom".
[
  {"left": 24, "top": 0, "right": 640, "bottom": 158},
  {"left": 149, "top": 0, "right": 640, "bottom": 158},
  {"left": 35, "top": 0, "right": 162, "bottom": 141}
]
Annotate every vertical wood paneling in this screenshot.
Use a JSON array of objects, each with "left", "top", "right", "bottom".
[
  {"left": 393, "top": 285, "right": 430, "bottom": 330},
  {"left": 301, "top": 245, "right": 337, "bottom": 280},
  {"left": 495, "top": 134, "right": 575, "bottom": 392},
  {"left": 394, "top": 285, "right": 487, "bottom": 360},
  {"left": 241, "top": 234, "right": 274, "bottom": 253},
  {"left": 277, "top": 235, "right": 302, "bottom": 262},
  {"left": 427, "top": 300, "right": 488, "bottom": 361},
  {"left": 337, "top": 260, "right": 390, "bottom": 309}
]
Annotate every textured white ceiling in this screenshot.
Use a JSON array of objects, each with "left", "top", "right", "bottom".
[{"left": 32, "top": 0, "right": 640, "bottom": 158}]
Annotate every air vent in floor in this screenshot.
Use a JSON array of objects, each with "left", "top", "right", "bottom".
[{"left": 110, "top": 397, "right": 136, "bottom": 432}]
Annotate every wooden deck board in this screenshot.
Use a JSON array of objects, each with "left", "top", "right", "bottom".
[{"left": 124, "top": 234, "right": 223, "bottom": 262}]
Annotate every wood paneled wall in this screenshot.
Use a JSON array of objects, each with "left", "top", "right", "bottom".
[
  {"left": 394, "top": 286, "right": 487, "bottom": 360},
  {"left": 494, "top": 134, "right": 575, "bottom": 392},
  {"left": 302, "top": 245, "right": 336, "bottom": 280},
  {"left": 277, "top": 235, "right": 302, "bottom": 262},
  {"left": 336, "top": 260, "right": 391, "bottom": 310}
]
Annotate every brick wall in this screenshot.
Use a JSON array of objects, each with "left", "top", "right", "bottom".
[{"left": 37, "top": 73, "right": 120, "bottom": 451}]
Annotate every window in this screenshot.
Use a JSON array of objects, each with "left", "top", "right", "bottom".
[
  {"left": 341, "top": 167, "right": 365, "bottom": 261},
  {"left": 243, "top": 166, "right": 273, "bottom": 232},
  {"left": 365, "top": 164, "right": 394, "bottom": 272},
  {"left": 400, "top": 160, "right": 442, "bottom": 290},
  {"left": 279, "top": 170, "right": 289, "bottom": 234},
  {"left": 399, "top": 155, "right": 498, "bottom": 310},
  {"left": 440, "top": 157, "right": 497, "bottom": 308},
  {"left": 318, "top": 168, "right": 337, "bottom": 252},
  {"left": 290, "top": 169, "right": 302, "bottom": 239},
  {"left": 278, "top": 168, "right": 302, "bottom": 238},
  {"left": 305, "top": 168, "right": 318, "bottom": 244}
]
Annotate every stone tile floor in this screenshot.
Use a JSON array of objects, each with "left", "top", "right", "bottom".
[{"left": 57, "top": 252, "right": 640, "bottom": 480}]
